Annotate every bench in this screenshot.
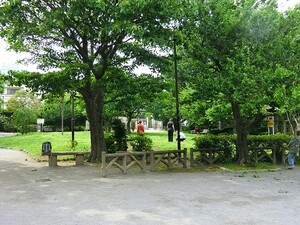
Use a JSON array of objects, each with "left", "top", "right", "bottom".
[
  {"left": 43, "top": 128, "right": 53, "bottom": 132},
  {"left": 42, "top": 151, "right": 90, "bottom": 167}
]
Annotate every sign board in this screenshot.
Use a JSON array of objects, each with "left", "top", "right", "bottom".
[
  {"left": 37, "top": 118, "right": 45, "bottom": 124},
  {"left": 267, "top": 117, "right": 274, "bottom": 128}
]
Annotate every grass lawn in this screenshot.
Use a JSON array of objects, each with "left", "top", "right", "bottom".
[
  {"left": 0, "top": 131, "right": 197, "bottom": 156},
  {"left": 0, "top": 131, "right": 277, "bottom": 171}
]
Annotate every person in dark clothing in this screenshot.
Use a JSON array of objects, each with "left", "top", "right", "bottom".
[
  {"left": 287, "top": 130, "right": 300, "bottom": 169},
  {"left": 167, "top": 118, "right": 175, "bottom": 142}
]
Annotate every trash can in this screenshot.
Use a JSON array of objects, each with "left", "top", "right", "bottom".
[{"left": 42, "top": 141, "right": 52, "bottom": 154}]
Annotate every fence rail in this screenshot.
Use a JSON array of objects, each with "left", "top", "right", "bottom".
[
  {"left": 101, "top": 151, "right": 146, "bottom": 177},
  {"left": 150, "top": 149, "right": 187, "bottom": 171}
]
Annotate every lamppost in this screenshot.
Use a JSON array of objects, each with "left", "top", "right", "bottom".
[
  {"left": 71, "top": 92, "right": 75, "bottom": 150},
  {"left": 173, "top": 38, "right": 181, "bottom": 150}
]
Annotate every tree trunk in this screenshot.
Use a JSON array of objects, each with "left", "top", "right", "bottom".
[
  {"left": 231, "top": 101, "right": 252, "bottom": 165},
  {"left": 126, "top": 116, "right": 132, "bottom": 134},
  {"left": 81, "top": 87, "right": 106, "bottom": 163}
]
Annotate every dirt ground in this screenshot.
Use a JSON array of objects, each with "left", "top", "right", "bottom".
[{"left": 1, "top": 148, "right": 300, "bottom": 225}]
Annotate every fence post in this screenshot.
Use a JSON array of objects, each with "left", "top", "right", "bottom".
[
  {"left": 123, "top": 153, "right": 128, "bottom": 174},
  {"left": 142, "top": 152, "right": 146, "bottom": 171},
  {"left": 101, "top": 151, "right": 107, "bottom": 177},
  {"left": 150, "top": 151, "right": 155, "bottom": 172},
  {"left": 183, "top": 148, "right": 187, "bottom": 168},
  {"left": 190, "top": 148, "right": 194, "bottom": 167}
]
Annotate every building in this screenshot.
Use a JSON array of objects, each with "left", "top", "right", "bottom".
[{"left": 0, "top": 63, "right": 25, "bottom": 109}]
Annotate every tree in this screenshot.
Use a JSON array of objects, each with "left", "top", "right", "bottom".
[
  {"left": 0, "top": 74, "right": 4, "bottom": 110},
  {"left": 0, "top": 0, "right": 182, "bottom": 162},
  {"left": 12, "top": 107, "right": 37, "bottom": 134},
  {"left": 105, "top": 72, "right": 166, "bottom": 133},
  {"left": 40, "top": 93, "right": 87, "bottom": 130},
  {"left": 272, "top": 5, "right": 300, "bottom": 134},
  {"left": 179, "top": 0, "right": 297, "bottom": 164},
  {"left": 6, "top": 89, "right": 40, "bottom": 113}
]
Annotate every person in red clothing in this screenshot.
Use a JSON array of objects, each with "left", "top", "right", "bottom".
[{"left": 137, "top": 120, "right": 145, "bottom": 136}]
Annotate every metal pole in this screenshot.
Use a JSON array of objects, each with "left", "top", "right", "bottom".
[
  {"left": 71, "top": 93, "right": 75, "bottom": 149},
  {"left": 61, "top": 95, "right": 64, "bottom": 135},
  {"left": 173, "top": 38, "right": 181, "bottom": 150}
]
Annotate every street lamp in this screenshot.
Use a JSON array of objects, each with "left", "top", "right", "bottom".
[
  {"left": 173, "top": 38, "right": 181, "bottom": 150},
  {"left": 71, "top": 92, "right": 75, "bottom": 150}
]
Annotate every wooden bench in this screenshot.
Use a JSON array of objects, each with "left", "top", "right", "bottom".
[
  {"left": 248, "top": 147, "right": 276, "bottom": 164},
  {"left": 190, "top": 148, "right": 223, "bottom": 166},
  {"left": 43, "top": 127, "right": 53, "bottom": 132},
  {"left": 42, "top": 151, "right": 90, "bottom": 167}
]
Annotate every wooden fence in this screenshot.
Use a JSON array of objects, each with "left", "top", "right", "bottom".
[
  {"left": 149, "top": 149, "right": 187, "bottom": 172},
  {"left": 101, "top": 151, "right": 146, "bottom": 177}
]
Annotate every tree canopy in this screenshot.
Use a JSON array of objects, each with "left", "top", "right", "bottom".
[
  {"left": 177, "top": 0, "right": 300, "bottom": 164},
  {"left": 1, "top": 0, "right": 300, "bottom": 165},
  {"left": 0, "top": 0, "right": 182, "bottom": 162}
]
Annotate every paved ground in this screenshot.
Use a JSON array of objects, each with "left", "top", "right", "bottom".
[{"left": 1, "top": 148, "right": 300, "bottom": 225}]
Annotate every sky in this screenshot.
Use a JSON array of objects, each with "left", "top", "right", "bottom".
[{"left": 0, "top": 0, "right": 299, "bottom": 71}]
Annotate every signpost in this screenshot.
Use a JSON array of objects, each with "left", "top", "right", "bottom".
[
  {"left": 37, "top": 118, "right": 45, "bottom": 132},
  {"left": 267, "top": 116, "right": 274, "bottom": 135}
]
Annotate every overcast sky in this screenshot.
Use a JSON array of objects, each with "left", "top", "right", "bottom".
[{"left": 0, "top": 0, "right": 299, "bottom": 70}]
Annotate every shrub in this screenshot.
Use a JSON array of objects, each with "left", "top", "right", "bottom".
[
  {"left": 193, "top": 134, "right": 236, "bottom": 163},
  {"left": 12, "top": 107, "right": 37, "bottom": 134},
  {"left": 104, "top": 133, "right": 118, "bottom": 154},
  {"left": 112, "top": 118, "right": 127, "bottom": 151},
  {"left": 130, "top": 135, "right": 153, "bottom": 152},
  {"left": 193, "top": 133, "right": 292, "bottom": 163}
]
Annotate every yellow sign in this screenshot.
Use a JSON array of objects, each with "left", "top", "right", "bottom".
[{"left": 267, "top": 117, "right": 274, "bottom": 128}]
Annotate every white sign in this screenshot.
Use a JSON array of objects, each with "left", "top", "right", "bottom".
[{"left": 37, "top": 118, "right": 45, "bottom": 124}]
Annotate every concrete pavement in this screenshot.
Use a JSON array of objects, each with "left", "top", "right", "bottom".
[{"left": 1, "top": 148, "right": 300, "bottom": 225}]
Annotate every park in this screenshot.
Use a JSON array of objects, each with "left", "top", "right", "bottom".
[{"left": 1, "top": 0, "right": 300, "bottom": 224}]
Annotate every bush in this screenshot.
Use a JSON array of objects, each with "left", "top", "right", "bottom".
[
  {"left": 12, "top": 108, "right": 37, "bottom": 134},
  {"left": 193, "top": 134, "right": 236, "bottom": 163},
  {"left": 112, "top": 118, "right": 127, "bottom": 151},
  {"left": 0, "top": 113, "right": 16, "bottom": 132},
  {"left": 104, "top": 133, "right": 119, "bottom": 154},
  {"left": 193, "top": 133, "right": 292, "bottom": 163},
  {"left": 130, "top": 135, "right": 153, "bottom": 152},
  {"left": 104, "top": 119, "right": 128, "bottom": 153}
]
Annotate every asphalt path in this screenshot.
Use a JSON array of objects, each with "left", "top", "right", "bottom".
[{"left": 1, "top": 148, "right": 300, "bottom": 225}]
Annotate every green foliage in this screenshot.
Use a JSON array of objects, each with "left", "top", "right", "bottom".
[
  {"left": 111, "top": 118, "right": 127, "bottom": 152},
  {"left": 193, "top": 133, "right": 292, "bottom": 163},
  {"left": 247, "top": 133, "right": 292, "bottom": 148},
  {"left": 131, "top": 120, "right": 136, "bottom": 132},
  {"left": 194, "top": 135, "right": 236, "bottom": 162},
  {"left": 130, "top": 135, "right": 153, "bottom": 152},
  {"left": 40, "top": 94, "right": 87, "bottom": 128},
  {"left": 12, "top": 107, "right": 37, "bottom": 134},
  {"left": 6, "top": 90, "right": 40, "bottom": 114},
  {"left": 0, "top": 74, "right": 4, "bottom": 107},
  {"left": 0, "top": 114, "right": 15, "bottom": 132},
  {"left": 0, "top": 0, "right": 184, "bottom": 159},
  {"left": 104, "top": 133, "right": 118, "bottom": 154}
]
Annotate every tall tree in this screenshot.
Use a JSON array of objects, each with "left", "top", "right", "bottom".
[
  {"left": 179, "top": 0, "right": 296, "bottom": 164},
  {"left": 273, "top": 5, "right": 300, "bottom": 134},
  {"left": 0, "top": 0, "right": 181, "bottom": 162}
]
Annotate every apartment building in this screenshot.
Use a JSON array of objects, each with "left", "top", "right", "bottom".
[{"left": 0, "top": 63, "right": 25, "bottom": 109}]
